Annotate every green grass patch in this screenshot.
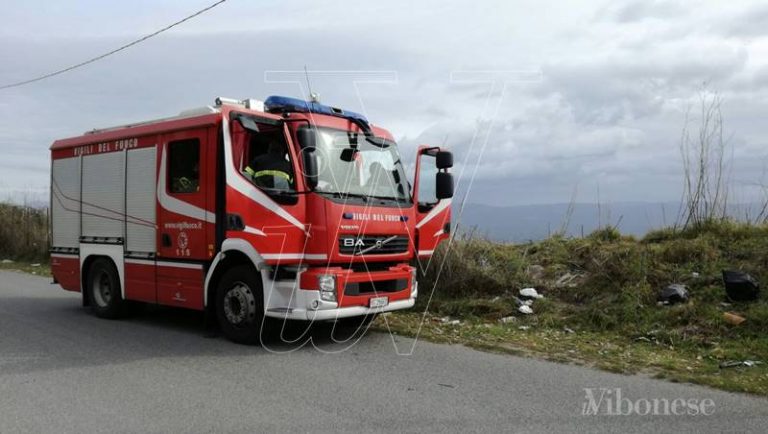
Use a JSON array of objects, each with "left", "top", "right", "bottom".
[{"left": 399, "top": 220, "right": 768, "bottom": 396}]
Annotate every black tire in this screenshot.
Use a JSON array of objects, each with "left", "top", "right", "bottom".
[
  {"left": 215, "top": 265, "right": 265, "bottom": 345},
  {"left": 87, "top": 258, "right": 125, "bottom": 319}
]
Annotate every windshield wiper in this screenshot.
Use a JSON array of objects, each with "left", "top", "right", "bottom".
[
  {"left": 320, "top": 191, "right": 369, "bottom": 202},
  {"left": 366, "top": 194, "right": 408, "bottom": 203},
  {"left": 318, "top": 190, "right": 409, "bottom": 203}
]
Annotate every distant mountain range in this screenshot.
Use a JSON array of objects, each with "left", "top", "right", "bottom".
[{"left": 454, "top": 202, "right": 765, "bottom": 242}]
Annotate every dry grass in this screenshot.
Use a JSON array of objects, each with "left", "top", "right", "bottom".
[{"left": 0, "top": 202, "right": 49, "bottom": 262}]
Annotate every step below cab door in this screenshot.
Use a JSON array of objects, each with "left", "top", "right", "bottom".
[
  {"left": 155, "top": 127, "right": 216, "bottom": 310},
  {"left": 413, "top": 146, "right": 453, "bottom": 258}
]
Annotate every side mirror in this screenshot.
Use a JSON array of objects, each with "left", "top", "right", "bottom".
[
  {"left": 436, "top": 172, "right": 454, "bottom": 200},
  {"left": 436, "top": 151, "right": 453, "bottom": 169},
  {"left": 297, "top": 126, "right": 317, "bottom": 149},
  {"left": 301, "top": 149, "right": 319, "bottom": 189}
]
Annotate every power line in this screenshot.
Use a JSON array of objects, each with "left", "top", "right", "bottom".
[{"left": 0, "top": 0, "right": 228, "bottom": 91}]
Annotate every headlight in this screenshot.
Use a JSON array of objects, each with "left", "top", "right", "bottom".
[{"left": 318, "top": 274, "right": 337, "bottom": 302}]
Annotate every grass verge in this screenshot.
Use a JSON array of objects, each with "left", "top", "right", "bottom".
[
  {"left": 373, "top": 311, "right": 768, "bottom": 396},
  {"left": 373, "top": 220, "right": 768, "bottom": 396},
  {"left": 0, "top": 260, "right": 50, "bottom": 277}
]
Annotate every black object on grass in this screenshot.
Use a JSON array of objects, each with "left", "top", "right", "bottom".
[
  {"left": 722, "top": 270, "right": 760, "bottom": 302},
  {"left": 658, "top": 284, "right": 689, "bottom": 305}
]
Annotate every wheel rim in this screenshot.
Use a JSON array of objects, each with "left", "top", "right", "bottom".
[
  {"left": 223, "top": 281, "right": 257, "bottom": 327},
  {"left": 92, "top": 270, "right": 112, "bottom": 307}
]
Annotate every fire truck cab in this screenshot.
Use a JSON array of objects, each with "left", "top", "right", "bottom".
[{"left": 50, "top": 96, "right": 453, "bottom": 343}]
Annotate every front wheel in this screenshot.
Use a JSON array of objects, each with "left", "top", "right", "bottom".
[{"left": 215, "top": 265, "right": 265, "bottom": 345}]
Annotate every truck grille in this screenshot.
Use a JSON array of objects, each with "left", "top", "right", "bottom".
[{"left": 338, "top": 235, "right": 409, "bottom": 255}]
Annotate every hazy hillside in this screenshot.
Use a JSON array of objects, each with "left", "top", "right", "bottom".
[{"left": 457, "top": 202, "right": 766, "bottom": 242}]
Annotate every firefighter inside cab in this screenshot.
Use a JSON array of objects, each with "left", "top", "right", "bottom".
[{"left": 244, "top": 136, "right": 294, "bottom": 191}]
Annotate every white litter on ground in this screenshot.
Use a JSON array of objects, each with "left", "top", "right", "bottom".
[
  {"left": 518, "top": 305, "right": 534, "bottom": 315},
  {"left": 519, "top": 287, "right": 544, "bottom": 299}
]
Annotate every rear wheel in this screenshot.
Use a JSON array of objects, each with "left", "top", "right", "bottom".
[
  {"left": 216, "top": 265, "right": 265, "bottom": 345},
  {"left": 87, "top": 258, "right": 125, "bottom": 319}
]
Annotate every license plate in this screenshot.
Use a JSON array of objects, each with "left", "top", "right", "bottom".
[{"left": 369, "top": 296, "right": 389, "bottom": 308}]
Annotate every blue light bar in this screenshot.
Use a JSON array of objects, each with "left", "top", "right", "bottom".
[{"left": 263, "top": 95, "right": 369, "bottom": 125}]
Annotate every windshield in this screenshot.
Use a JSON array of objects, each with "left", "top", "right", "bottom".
[{"left": 313, "top": 127, "right": 410, "bottom": 202}]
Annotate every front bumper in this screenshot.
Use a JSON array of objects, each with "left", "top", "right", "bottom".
[{"left": 263, "top": 264, "right": 417, "bottom": 321}]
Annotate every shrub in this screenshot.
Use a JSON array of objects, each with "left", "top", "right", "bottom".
[{"left": 0, "top": 203, "right": 49, "bottom": 262}]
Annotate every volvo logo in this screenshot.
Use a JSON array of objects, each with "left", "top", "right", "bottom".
[{"left": 340, "top": 235, "right": 400, "bottom": 255}]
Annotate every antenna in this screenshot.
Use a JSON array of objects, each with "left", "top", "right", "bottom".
[{"left": 304, "top": 65, "right": 319, "bottom": 103}]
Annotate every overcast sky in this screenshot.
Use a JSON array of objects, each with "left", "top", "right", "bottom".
[{"left": 1, "top": 0, "right": 768, "bottom": 206}]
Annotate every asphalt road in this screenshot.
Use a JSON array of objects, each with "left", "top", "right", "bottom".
[{"left": 1, "top": 270, "right": 767, "bottom": 433}]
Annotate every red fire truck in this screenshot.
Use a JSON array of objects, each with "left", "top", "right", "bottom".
[{"left": 50, "top": 96, "right": 453, "bottom": 343}]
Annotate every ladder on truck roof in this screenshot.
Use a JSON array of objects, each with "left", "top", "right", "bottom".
[{"left": 84, "top": 97, "right": 263, "bottom": 135}]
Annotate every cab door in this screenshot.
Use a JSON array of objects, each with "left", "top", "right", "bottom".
[
  {"left": 413, "top": 147, "right": 453, "bottom": 258},
  {"left": 155, "top": 128, "right": 214, "bottom": 309}
]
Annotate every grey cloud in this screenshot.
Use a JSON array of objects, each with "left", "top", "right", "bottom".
[
  {"left": 2, "top": 1, "right": 768, "bottom": 208},
  {"left": 602, "top": 0, "right": 687, "bottom": 23},
  {"left": 721, "top": 4, "right": 768, "bottom": 37}
]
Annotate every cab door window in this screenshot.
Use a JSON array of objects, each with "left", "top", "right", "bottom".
[
  {"left": 168, "top": 139, "right": 200, "bottom": 193},
  {"left": 243, "top": 130, "right": 295, "bottom": 192}
]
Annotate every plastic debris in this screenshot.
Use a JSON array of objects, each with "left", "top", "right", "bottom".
[
  {"left": 555, "top": 273, "right": 579, "bottom": 288},
  {"left": 518, "top": 305, "right": 533, "bottom": 315},
  {"left": 563, "top": 327, "right": 575, "bottom": 334},
  {"left": 519, "top": 287, "right": 544, "bottom": 299},
  {"left": 518, "top": 326, "right": 530, "bottom": 331},
  {"left": 691, "top": 271, "right": 700, "bottom": 278},
  {"left": 722, "top": 270, "right": 760, "bottom": 302},
  {"left": 723, "top": 311, "right": 746, "bottom": 326},
  {"left": 719, "top": 360, "right": 764, "bottom": 369},
  {"left": 30, "top": 263, "right": 41, "bottom": 267},
  {"left": 499, "top": 316, "right": 517, "bottom": 324},
  {"left": 658, "top": 284, "right": 689, "bottom": 305}
]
